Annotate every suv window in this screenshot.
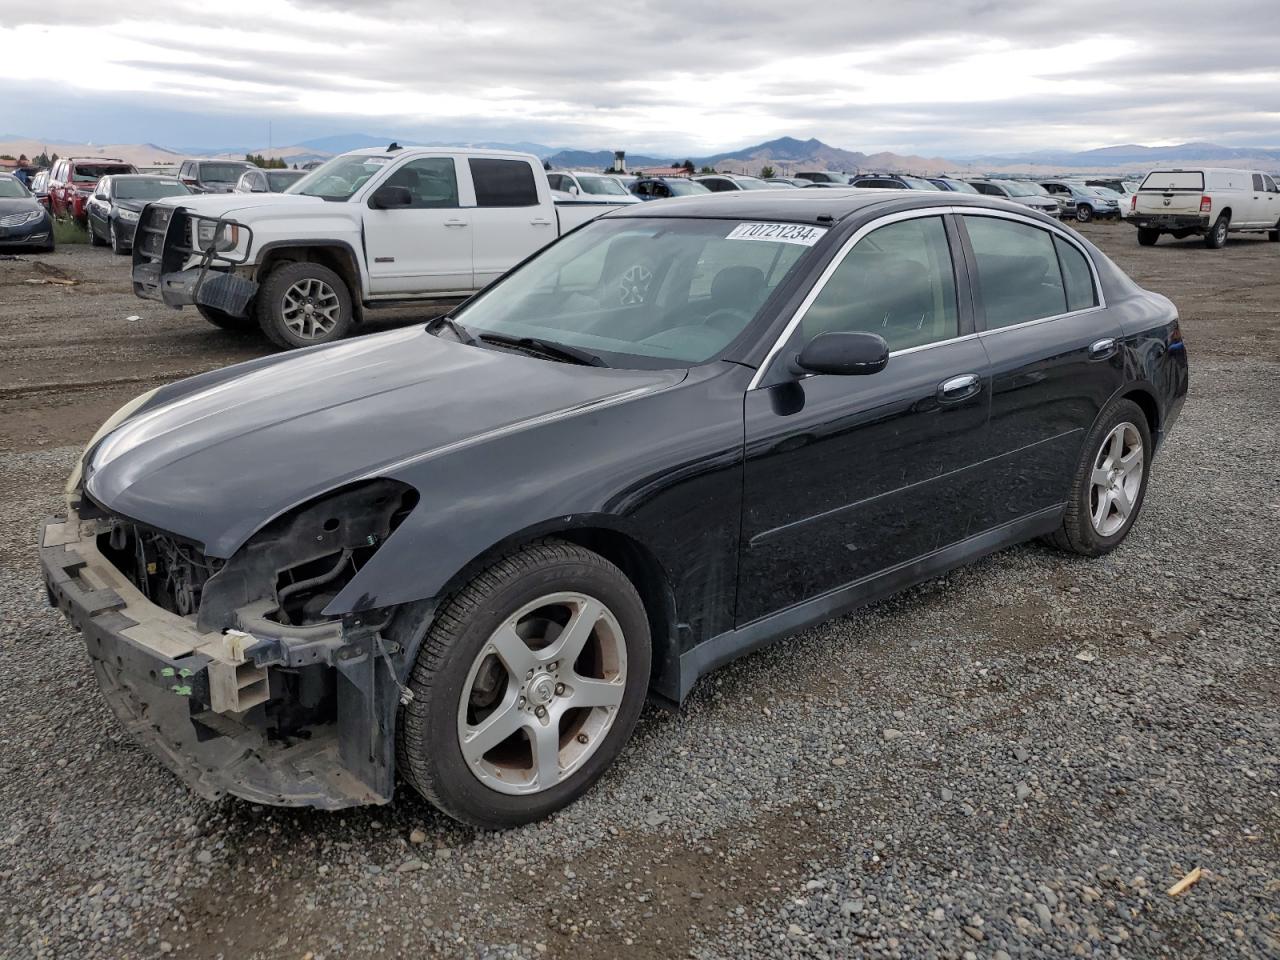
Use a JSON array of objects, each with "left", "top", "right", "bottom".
[
  {"left": 964, "top": 216, "right": 1067, "bottom": 329},
  {"left": 1266, "top": 175, "right": 1279, "bottom": 193},
  {"left": 1252, "top": 173, "right": 1266, "bottom": 191},
  {"left": 469, "top": 158, "right": 538, "bottom": 207},
  {"left": 1054, "top": 236, "right": 1097, "bottom": 313},
  {"left": 801, "top": 215, "right": 959, "bottom": 352},
  {"left": 384, "top": 158, "right": 459, "bottom": 208},
  {"left": 546, "top": 174, "right": 566, "bottom": 191}
]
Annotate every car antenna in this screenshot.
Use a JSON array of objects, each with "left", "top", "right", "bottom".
[{"left": 387, "top": 142, "right": 402, "bottom": 152}]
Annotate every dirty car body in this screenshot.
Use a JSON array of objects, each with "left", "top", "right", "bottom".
[{"left": 42, "top": 191, "right": 1188, "bottom": 812}]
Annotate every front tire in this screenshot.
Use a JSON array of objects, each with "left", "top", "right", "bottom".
[
  {"left": 1137, "top": 227, "right": 1159, "bottom": 246},
  {"left": 397, "top": 540, "right": 652, "bottom": 829},
  {"left": 197, "top": 304, "right": 257, "bottom": 332},
  {"left": 87, "top": 217, "right": 106, "bottom": 246},
  {"left": 1046, "top": 398, "right": 1151, "bottom": 558},
  {"left": 256, "top": 261, "right": 353, "bottom": 348},
  {"left": 109, "top": 219, "right": 128, "bottom": 255},
  {"left": 1075, "top": 205, "right": 1093, "bottom": 223},
  {"left": 1204, "top": 213, "right": 1230, "bottom": 249}
]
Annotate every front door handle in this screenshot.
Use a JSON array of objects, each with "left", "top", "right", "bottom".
[
  {"left": 443, "top": 219, "right": 468, "bottom": 228},
  {"left": 1089, "top": 337, "right": 1117, "bottom": 360},
  {"left": 530, "top": 218, "right": 554, "bottom": 226},
  {"left": 938, "top": 373, "right": 981, "bottom": 403}
]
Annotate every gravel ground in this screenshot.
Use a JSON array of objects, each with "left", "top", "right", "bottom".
[{"left": 1, "top": 225, "right": 1277, "bottom": 959}]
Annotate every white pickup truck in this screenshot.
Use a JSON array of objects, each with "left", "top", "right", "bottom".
[
  {"left": 131, "top": 146, "right": 633, "bottom": 347},
  {"left": 1130, "top": 167, "right": 1280, "bottom": 248}
]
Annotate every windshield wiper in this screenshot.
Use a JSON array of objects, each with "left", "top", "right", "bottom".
[
  {"left": 426, "top": 314, "right": 478, "bottom": 345},
  {"left": 479, "top": 333, "right": 608, "bottom": 367}
]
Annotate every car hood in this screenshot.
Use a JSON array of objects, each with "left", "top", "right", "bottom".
[
  {"left": 83, "top": 326, "right": 685, "bottom": 557},
  {"left": 114, "top": 199, "right": 151, "bottom": 213},
  {"left": 0, "top": 198, "right": 43, "bottom": 216},
  {"left": 149, "top": 191, "right": 329, "bottom": 219}
]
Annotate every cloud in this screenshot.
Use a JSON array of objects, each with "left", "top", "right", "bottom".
[{"left": 1, "top": 0, "right": 1277, "bottom": 155}]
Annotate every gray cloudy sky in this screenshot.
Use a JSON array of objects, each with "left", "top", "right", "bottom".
[{"left": 1, "top": 0, "right": 1277, "bottom": 155}]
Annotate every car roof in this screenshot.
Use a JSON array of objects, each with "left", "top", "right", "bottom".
[
  {"left": 107, "top": 174, "right": 181, "bottom": 180},
  {"left": 612, "top": 189, "right": 1045, "bottom": 225}
]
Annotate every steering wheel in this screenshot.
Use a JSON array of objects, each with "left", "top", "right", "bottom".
[{"left": 703, "top": 307, "right": 752, "bottom": 334}]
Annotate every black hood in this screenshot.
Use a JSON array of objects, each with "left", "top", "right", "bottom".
[
  {"left": 0, "top": 197, "right": 42, "bottom": 216},
  {"left": 83, "top": 327, "right": 684, "bottom": 557},
  {"left": 115, "top": 199, "right": 147, "bottom": 213}
]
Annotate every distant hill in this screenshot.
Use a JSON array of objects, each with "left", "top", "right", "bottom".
[
  {"left": 964, "top": 141, "right": 1280, "bottom": 173},
  {"left": 694, "top": 136, "right": 961, "bottom": 177},
  {"left": 545, "top": 148, "right": 673, "bottom": 170},
  {"left": 0, "top": 138, "right": 189, "bottom": 167}
]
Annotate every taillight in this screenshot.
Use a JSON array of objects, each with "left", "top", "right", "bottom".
[
  {"left": 1130, "top": 195, "right": 1137, "bottom": 211},
  {"left": 1200, "top": 196, "right": 1212, "bottom": 213}
]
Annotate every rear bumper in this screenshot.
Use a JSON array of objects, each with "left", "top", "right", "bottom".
[
  {"left": 1131, "top": 214, "right": 1209, "bottom": 232},
  {"left": 40, "top": 504, "right": 393, "bottom": 809}
]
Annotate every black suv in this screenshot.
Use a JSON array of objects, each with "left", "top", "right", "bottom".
[{"left": 177, "top": 159, "right": 257, "bottom": 194}]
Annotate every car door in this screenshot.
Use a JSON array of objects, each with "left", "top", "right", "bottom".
[
  {"left": 1249, "top": 174, "right": 1270, "bottom": 227},
  {"left": 737, "top": 212, "right": 991, "bottom": 624},
  {"left": 86, "top": 178, "right": 109, "bottom": 234},
  {"left": 956, "top": 211, "right": 1121, "bottom": 531},
  {"left": 465, "top": 157, "right": 553, "bottom": 287},
  {"left": 1264, "top": 175, "right": 1280, "bottom": 228},
  {"left": 363, "top": 155, "right": 472, "bottom": 295}
]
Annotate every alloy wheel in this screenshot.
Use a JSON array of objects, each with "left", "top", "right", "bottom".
[
  {"left": 1089, "top": 422, "right": 1143, "bottom": 537},
  {"left": 457, "top": 592, "right": 627, "bottom": 795},
  {"left": 280, "top": 277, "right": 342, "bottom": 340}
]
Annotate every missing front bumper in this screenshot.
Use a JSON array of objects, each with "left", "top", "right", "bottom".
[{"left": 40, "top": 508, "right": 399, "bottom": 809}]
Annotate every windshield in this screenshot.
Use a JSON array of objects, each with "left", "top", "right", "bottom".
[
  {"left": 0, "top": 178, "right": 31, "bottom": 198},
  {"left": 735, "top": 178, "right": 772, "bottom": 190},
  {"left": 287, "top": 154, "right": 394, "bottom": 200},
  {"left": 266, "top": 170, "right": 306, "bottom": 191},
  {"left": 114, "top": 179, "right": 190, "bottom": 200},
  {"left": 1091, "top": 186, "right": 1122, "bottom": 199},
  {"left": 945, "top": 179, "right": 979, "bottom": 194},
  {"left": 72, "top": 164, "right": 132, "bottom": 182},
  {"left": 1140, "top": 170, "right": 1204, "bottom": 191},
  {"left": 998, "top": 181, "right": 1038, "bottom": 197},
  {"left": 901, "top": 177, "right": 940, "bottom": 190},
  {"left": 1017, "top": 181, "right": 1051, "bottom": 196},
  {"left": 665, "top": 179, "right": 711, "bottom": 196},
  {"left": 198, "top": 163, "right": 252, "bottom": 184},
  {"left": 451, "top": 217, "right": 820, "bottom": 367},
  {"left": 577, "top": 175, "right": 627, "bottom": 196}
]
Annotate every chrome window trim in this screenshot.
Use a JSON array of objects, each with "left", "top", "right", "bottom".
[{"left": 748, "top": 204, "right": 1104, "bottom": 390}]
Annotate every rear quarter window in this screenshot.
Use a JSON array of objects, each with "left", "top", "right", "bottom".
[{"left": 1140, "top": 171, "right": 1204, "bottom": 191}]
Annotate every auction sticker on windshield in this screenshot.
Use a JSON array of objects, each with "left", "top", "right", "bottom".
[{"left": 726, "top": 222, "right": 828, "bottom": 246}]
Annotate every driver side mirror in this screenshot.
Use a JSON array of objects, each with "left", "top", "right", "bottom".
[
  {"left": 369, "top": 184, "right": 413, "bottom": 210},
  {"left": 790, "top": 331, "right": 889, "bottom": 376}
]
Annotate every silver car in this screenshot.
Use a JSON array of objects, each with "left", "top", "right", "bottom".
[{"left": 967, "top": 179, "right": 1061, "bottom": 218}]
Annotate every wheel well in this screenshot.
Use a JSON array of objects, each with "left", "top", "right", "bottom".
[
  {"left": 1218, "top": 206, "right": 1232, "bottom": 221},
  {"left": 1123, "top": 388, "right": 1160, "bottom": 441},
  {"left": 256, "top": 246, "right": 362, "bottom": 319}
]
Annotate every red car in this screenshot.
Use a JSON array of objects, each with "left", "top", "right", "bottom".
[{"left": 48, "top": 158, "right": 137, "bottom": 223}]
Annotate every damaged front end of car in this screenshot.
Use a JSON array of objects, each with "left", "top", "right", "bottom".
[{"left": 41, "top": 474, "right": 425, "bottom": 809}]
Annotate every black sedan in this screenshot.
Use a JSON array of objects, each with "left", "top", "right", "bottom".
[
  {"left": 86, "top": 175, "right": 191, "bottom": 254},
  {"left": 41, "top": 190, "right": 1187, "bottom": 828},
  {"left": 0, "top": 173, "right": 54, "bottom": 251}
]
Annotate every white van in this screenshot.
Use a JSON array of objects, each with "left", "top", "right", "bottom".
[{"left": 1130, "top": 167, "right": 1280, "bottom": 248}]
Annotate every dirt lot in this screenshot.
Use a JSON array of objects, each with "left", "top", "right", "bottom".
[{"left": 1, "top": 224, "right": 1277, "bottom": 959}]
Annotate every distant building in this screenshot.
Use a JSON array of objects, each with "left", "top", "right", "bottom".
[
  {"left": 631, "top": 166, "right": 691, "bottom": 178},
  {"left": 0, "top": 158, "right": 20, "bottom": 171}
]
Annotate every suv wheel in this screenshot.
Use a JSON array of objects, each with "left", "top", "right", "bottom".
[
  {"left": 1204, "top": 213, "right": 1230, "bottom": 249},
  {"left": 197, "top": 304, "right": 257, "bottom": 333},
  {"left": 397, "top": 540, "right": 651, "bottom": 829},
  {"left": 256, "top": 261, "right": 353, "bottom": 348},
  {"left": 1137, "top": 227, "right": 1159, "bottom": 246},
  {"left": 1075, "top": 204, "right": 1093, "bottom": 223},
  {"left": 1046, "top": 398, "right": 1151, "bottom": 558}
]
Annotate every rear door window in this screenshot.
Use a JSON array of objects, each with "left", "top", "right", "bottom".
[
  {"left": 1140, "top": 171, "right": 1204, "bottom": 191},
  {"left": 963, "top": 216, "right": 1067, "bottom": 329},
  {"left": 468, "top": 158, "right": 539, "bottom": 207}
]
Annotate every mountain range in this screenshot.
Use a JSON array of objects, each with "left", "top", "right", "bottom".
[{"left": 4, "top": 132, "right": 1279, "bottom": 176}]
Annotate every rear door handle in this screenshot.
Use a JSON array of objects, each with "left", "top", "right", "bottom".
[
  {"left": 938, "top": 373, "right": 981, "bottom": 403},
  {"left": 443, "top": 219, "right": 468, "bottom": 227},
  {"left": 1089, "top": 337, "right": 1117, "bottom": 360}
]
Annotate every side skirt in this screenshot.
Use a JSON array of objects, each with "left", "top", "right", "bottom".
[{"left": 672, "top": 505, "right": 1065, "bottom": 703}]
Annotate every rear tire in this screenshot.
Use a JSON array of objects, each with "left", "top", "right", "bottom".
[
  {"left": 1268, "top": 219, "right": 1279, "bottom": 242},
  {"left": 256, "top": 261, "right": 354, "bottom": 349},
  {"left": 1204, "top": 213, "right": 1230, "bottom": 248},
  {"left": 397, "top": 540, "right": 651, "bottom": 829},
  {"left": 1137, "top": 227, "right": 1159, "bottom": 246},
  {"left": 197, "top": 304, "right": 257, "bottom": 333},
  {"left": 1045, "top": 398, "right": 1151, "bottom": 558}
]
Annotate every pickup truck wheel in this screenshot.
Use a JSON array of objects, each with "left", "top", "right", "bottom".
[
  {"left": 1075, "top": 205, "right": 1093, "bottom": 223},
  {"left": 397, "top": 540, "right": 651, "bottom": 829},
  {"left": 1204, "top": 214, "right": 1230, "bottom": 249},
  {"left": 197, "top": 304, "right": 257, "bottom": 333},
  {"left": 1137, "top": 227, "right": 1159, "bottom": 246},
  {"left": 256, "top": 262, "right": 353, "bottom": 348}
]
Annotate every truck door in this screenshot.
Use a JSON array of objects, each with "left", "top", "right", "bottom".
[
  {"left": 464, "top": 157, "right": 555, "bottom": 288},
  {"left": 363, "top": 156, "right": 473, "bottom": 295}
]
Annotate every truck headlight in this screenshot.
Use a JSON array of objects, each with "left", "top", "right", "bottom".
[{"left": 194, "top": 219, "right": 240, "bottom": 253}]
